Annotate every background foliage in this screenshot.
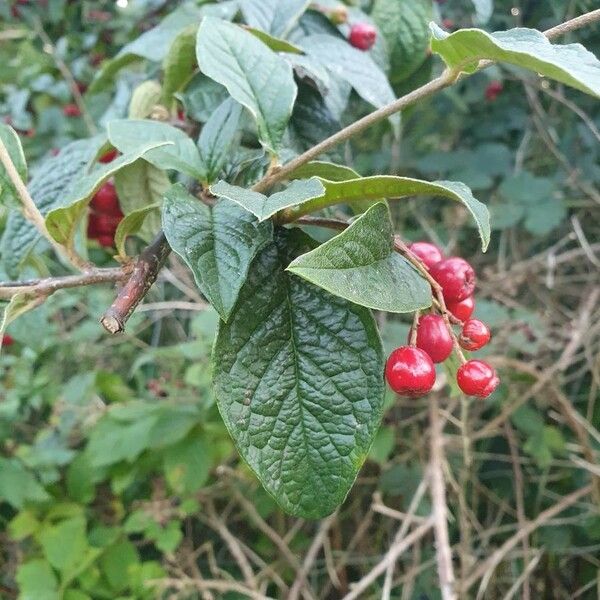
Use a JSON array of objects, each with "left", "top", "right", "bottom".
[{"left": 1, "top": 0, "right": 599, "bottom": 598}]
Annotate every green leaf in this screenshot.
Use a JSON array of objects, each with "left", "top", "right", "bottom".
[
  {"left": 16, "top": 559, "right": 59, "bottom": 600},
  {"left": 114, "top": 203, "right": 160, "bottom": 258},
  {"left": 0, "top": 458, "right": 50, "bottom": 508},
  {"left": 107, "top": 119, "right": 204, "bottom": 179},
  {"left": 372, "top": 0, "right": 431, "bottom": 83},
  {"left": 1, "top": 292, "right": 41, "bottom": 344},
  {"left": 197, "top": 98, "right": 243, "bottom": 184},
  {"left": 38, "top": 517, "right": 88, "bottom": 574},
  {"left": 0, "top": 123, "right": 27, "bottom": 208},
  {"left": 162, "top": 25, "right": 199, "bottom": 104},
  {"left": 212, "top": 229, "right": 384, "bottom": 518},
  {"left": 196, "top": 17, "right": 298, "bottom": 154},
  {"left": 287, "top": 176, "right": 491, "bottom": 251},
  {"left": 288, "top": 203, "right": 431, "bottom": 312},
  {"left": 240, "top": 0, "right": 310, "bottom": 38},
  {"left": 1, "top": 136, "right": 105, "bottom": 277},
  {"left": 210, "top": 178, "right": 325, "bottom": 222},
  {"left": 288, "top": 161, "right": 359, "bottom": 182},
  {"left": 246, "top": 27, "right": 304, "bottom": 54},
  {"left": 177, "top": 73, "right": 229, "bottom": 123},
  {"left": 162, "top": 184, "right": 273, "bottom": 321},
  {"left": 164, "top": 432, "right": 212, "bottom": 494},
  {"left": 431, "top": 25, "right": 600, "bottom": 98},
  {"left": 99, "top": 540, "right": 140, "bottom": 593},
  {"left": 45, "top": 141, "right": 169, "bottom": 245},
  {"left": 128, "top": 80, "right": 162, "bottom": 119},
  {"left": 300, "top": 35, "right": 398, "bottom": 130}
]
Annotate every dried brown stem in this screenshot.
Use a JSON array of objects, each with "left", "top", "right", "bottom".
[{"left": 100, "top": 232, "right": 171, "bottom": 334}]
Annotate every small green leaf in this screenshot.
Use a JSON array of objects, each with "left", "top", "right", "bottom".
[
  {"left": 162, "top": 184, "right": 273, "bottom": 321},
  {"left": 213, "top": 229, "right": 384, "bottom": 518},
  {"left": 431, "top": 25, "right": 600, "bottom": 98},
  {"left": 128, "top": 80, "right": 163, "bottom": 119},
  {"left": 162, "top": 25, "right": 199, "bottom": 104},
  {"left": 45, "top": 141, "right": 169, "bottom": 246},
  {"left": 288, "top": 176, "right": 491, "bottom": 251},
  {"left": 0, "top": 123, "right": 27, "bottom": 208},
  {"left": 197, "top": 98, "right": 243, "bottom": 184},
  {"left": 288, "top": 203, "right": 431, "bottom": 312},
  {"left": 0, "top": 457, "right": 50, "bottom": 508},
  {"left": 196, "top": 17, "right": 298, "bottom": 154},
  {"left": 245, "top": 27, "right": 304, "bottom": 54},
  {"left": 107, "top": 119, "right": 204, "bottom": 179},
  {"left": 1, "top": 292, "right": 41, "bottom": 344},
  {"left": 114, "top": 204, "right": 160, "bottom": 258},
  {"left": 372, "top": 0, "right": 432, "bottom": 83},
  {"left": 38, "top": 517, "right": 88, "bottom": 574},
  {"left": 210, "top": 178, "right": 325, "bottom": 221},
  {"left": 16, "top": 559, "right": 59, "bottom": 600},
  {"left": 163, "top": 432, "right": 212, "bottom": 494}
]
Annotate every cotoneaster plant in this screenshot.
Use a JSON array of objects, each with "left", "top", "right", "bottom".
[{"left": 1, "top": 2, "right": 600, "bottom": 522}]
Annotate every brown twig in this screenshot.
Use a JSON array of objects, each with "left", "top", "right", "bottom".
[{"left": 100, "top": 232, "right": 171, "bottom": 334}]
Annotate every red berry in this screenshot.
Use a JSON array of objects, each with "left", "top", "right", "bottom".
[
  {"left": 409, "top": 241, "right": 443, "bottom": 269},
  {"left": 459, "top": 319, "right": 491, "bottom": 351},
  {"left": 430, "top": 257, "right": 475, "bottom": 303},
  {"left": 2, "top": 334, "right": 14, "bottom": 347},
  {"left": 96, "top": 234, "right": 115, "bottom": 248},
  {"left": 349, "top": 23, "right": 377, "bottom": 51},
  {"left": 385, "top": 346, "right": 436, "bottom": 397},
  {"left": 63, "top": 103, "right": 81, "bottom": 117},
  {"left": 485, "top": 81, "right": 503, "bottom": 101},
  {"left": 98, "top": 148, "right": 118, "bottom": 163},
  {"left": 446, "top": 295, "right": 475, "bottom": 322},
  {"left": 177, "top": 109, "right": 185, "bottom": 121},
  {"left": 411, "top": 314, "right": 453, "bottom": 364},
  {"left": 442, "top": 18, "right": 455, "bottom": 30},
  {"left": 88, "top": 213, "right": 120, "bottom": 236},
  {"left": 91, "top": 182, "right": 122, "bottom": 215},
  {"left": 75, "top": 81, "right": 88, "bottom": 94},
  {"left": 457, "top": 360, "right": 498, "bottom": 398}
]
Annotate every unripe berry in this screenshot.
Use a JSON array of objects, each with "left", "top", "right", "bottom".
[
  {"left": 63, "top": 103, "right": 81, "bottom": 117},
  {"left": 411, "top": 314, "right": 453, "bottom": 363},
  {"left": 409, "top": 241, "right": 443, "bottom": 269},
  {"left": 99, "top": 148, "right": 118, "bottom": 163},
  {"left": 430, "top": 257, "right": 475, "bottom": 303},
  {"left": 329, "top": 6, "right": 348, "bottom": 25},
  {"left": 446, "top": 295, "right": 475, "bottom": 322},
  {"left": 385, "top": 346, "right": 436, "bottom": 397},
  {"left": 91, "top": 182, "right": 122, "bottom": 216},
  {"left": 459, "top": 319, "right": 491, "bottom": 351},
  {"left": 349, "top": 23, "right": 377, "bottom": 51},
  {"left": 457, "top": 360, "right": 499, "bottom": 398}
]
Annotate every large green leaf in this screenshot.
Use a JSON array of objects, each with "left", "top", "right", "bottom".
[
  {"left": 0, "top": 123, "right": 27, "bottom": 208},
  {"left": 45, "top": 141, "right": 169, "bottom": 245},
  {"left": 107, "top": 119, "right": 205, "bottom": 179},
  {"left": 286, "top": 176, "right": 491, "bottom": 251},
  {"left": 372, "top": 0, "right": 431, "bottom": 83},
  {"left": 288, "top": 203, "right": 431, "bottom": 312},
  {"left": 210, "top": 178, "right": 325, "bottom": 221},
  {"left": 240, "top": 0, "right": 310, "bottom": 38},
  {"left": 431, "top": 25, "right": 600, "bottom": 98},
  {"left": 0, "top": 136, "right": 105, "bottom": 277},
  {"left": 162, "top": 184, "right": 273, "bottom": 321},
  {"left": 197, "top": 98, "right": 243, "bottom": 184},
  {"left": 196, "top": 17, "right": 298, "bottom": 154},
  {"left": 300, "top": 35, "right": 398, "bottom": 130},
  {"left": 213, "top": 229, "right": 384, "bottom": 518},
  {"left": 16, "top": 560, "right": 59, "bottom": 600}
]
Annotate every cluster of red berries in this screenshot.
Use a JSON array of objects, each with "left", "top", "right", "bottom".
[
  {"left": 87, "top": 149, "right": 123, "bottom": 248},
  {"left": 385, "top": 242, "right": 499, "bottom": 399}
]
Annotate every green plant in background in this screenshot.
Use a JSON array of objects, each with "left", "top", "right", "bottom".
[{"left": 0, "top": 1, "right": 599, "bottom": 598}]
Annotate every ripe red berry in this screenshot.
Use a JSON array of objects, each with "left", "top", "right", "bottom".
[
  {"left": 442, "top": 18, "right": 455, "bottom": 30},
  {"left": 411, "top": 314, "right": 453, "bottom": 364},
  {"left": 430, "top": 257, "right": 475, "bottom": 303},
  {"left": 457, "top": 360, "right": 499, "bottom": 398},
  {"left": 88, "top": 213, "right": 120, "bottom": 236},
  {"left": 96, "top": 234, "right": 115, "bottom": 248},
  {"left": 349, "top": 23, "right": 377, "bottom": 51},
  {"left": 385, "top": 346, "right": 436, "bottom": 397},
  {"left": 409, "top": 241, "right": 443, "bottom": 269},
  {"left": 63, "top": 103, "right": 81, "bottom": 117},
  {"left": 485, "top": 81, "right": 503, "bottom": 101},
  {"left": 91, "top": 182, "right": 122, "bottom": 215},
  {"left": 446, "top": 295, "right": 475, "bottom": 322},
  {"left": 98, "top": 148, "right": 118, "bottom": 163},
  {"left": 459, "top": 319, "right": 491, "bottom": 351},
  {"left": 2, "top": 334, "right": 14, "bottom": 347}
]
